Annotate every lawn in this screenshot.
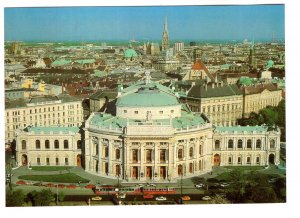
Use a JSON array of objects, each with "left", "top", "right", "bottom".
[
  {"left": 31, "top": 166, "right": 74, "bottom": 171},
  {"left": 18, "top": 173, "right": 89, "bottom": 183}
]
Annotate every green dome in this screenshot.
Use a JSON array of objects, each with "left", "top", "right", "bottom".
[
  {"left": 124, "top": 49, "right": 138, "bottom": 58},
  {"left": 117, "top": 85, "right": 180, "bottom": 107}
]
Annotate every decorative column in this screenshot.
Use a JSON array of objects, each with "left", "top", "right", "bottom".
[
  {"left": 108, "top": 139, "right": 113, "bottom": 175},
  {"left": 98, "top": 138, "right": 102, "bottom": 174}
]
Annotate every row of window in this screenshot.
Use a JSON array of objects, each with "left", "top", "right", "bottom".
[
  {"left": 123, "top": 110, "right": 175, "bottom": 114},
  {"left": 6, "top": 104, "right": 81, "bottom": 117},
  {"left": 21, "top": 140, "right": 81, "bottom": 150},
  {"left": 36, "top": 157, "right": 69, "bottom": 165},
  {"left": 214, "top": 139, "right": 276, "bottom": 150},
  {"left": 227, "top": 156, "right": 261, "bottom": 164}
]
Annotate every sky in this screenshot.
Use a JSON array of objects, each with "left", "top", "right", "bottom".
[{"left": 4, "top": 5, "right": 285, "bottom": 42}]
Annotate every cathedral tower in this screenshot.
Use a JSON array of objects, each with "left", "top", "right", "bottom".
[{"left": 161, "top": 16, "right": 169, "bottom": 51}]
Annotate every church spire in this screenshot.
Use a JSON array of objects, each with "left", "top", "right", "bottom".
[{"left": 162, "top": 16, "right": 169, "bottom": 51}]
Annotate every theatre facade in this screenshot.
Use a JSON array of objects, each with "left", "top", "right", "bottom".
[{"left": 16, "top": 76, "right": 281, "bottom": 182}]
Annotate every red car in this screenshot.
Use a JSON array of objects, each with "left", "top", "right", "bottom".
[
  {"left": 58, "top": 184, "right": 65, "bottom": 188},
  {"left": 67, "top": 185, "right": 77, "bottom": 189},
  {"left": 143, "top": 194, "right": 154, "bottom": 199},
  {"left": 16, "top": 180, "right": 26, "bottom": 185},
  {"left": 46, "top": 183, "right": 55, "bottom": 187},
  {"left": 85, "top": 184, "right": 96, "bottom": 189}
]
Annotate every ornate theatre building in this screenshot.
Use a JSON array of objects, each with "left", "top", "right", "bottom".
[{"left": 16, "top": 74, "right": 280, "bottom": 182}]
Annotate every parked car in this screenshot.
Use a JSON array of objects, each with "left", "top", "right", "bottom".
[
  {"left": 119, "top": 193, "right": 126, "bottom": 199},
  {"left": 155, "top": 196, "right": 167, "bottom": 201},
  {"left": 143, "top": 194, "right": 154, "bottom": 199},
  {"left": 150, "top": 183, "right": 157, "bottom": 187},
  {"left": 91, "top": 196, "right": 102, "bottom": 201},
  {"left": 202, "top": 196, "right": 211, "bottom": 201},
  {"left": 220, "top": 183, "right": 230, "bottom": 187},
  {"left": 195, "top": 183, "right": 205, "bottom": 188},
  {"left": 181, "top": 196, "right": 191, "bottom": 201}
]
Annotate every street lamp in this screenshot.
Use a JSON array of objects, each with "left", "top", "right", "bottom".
[{"left": 56, "top": 184, "right": 58, "bottom": 205}]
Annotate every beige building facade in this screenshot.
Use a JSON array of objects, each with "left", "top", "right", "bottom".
[
  {"left": 15, "top": 127, "right": 82, "bottom": 167},
  {"left": 5, "top": 95, "right": 84, "bottom": 144},
  {"left": 242, "top": 83, "right": 282, "bottom": 117}
]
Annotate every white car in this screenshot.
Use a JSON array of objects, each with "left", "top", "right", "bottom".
[
  {"left": 150, "top": 183, "right": 156, "bottom": 187},
  {"left": 156, "top": 196, "right": 167, "bottom": 201},
  {"left": 119, "top": 193, "right": 126, "bottom": 199},
  {"left": 195, "top": 183, "right": 205, "bottom": 188},
  {"left": 220, "top": 183, "right": 230, "bottom": 187},
  {"left": 202, "top": 196, "right": 211, "bottom": 201}
]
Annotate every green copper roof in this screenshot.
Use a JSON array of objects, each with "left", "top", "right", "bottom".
[
  {"left": 75, "top": 59, "right": 95, "bottom": 64},
  {"left": 88, "top": 111, "right": 207, "bottom": 130},
  {"left": 26, "top": 126, "right": 80, "bottom": 134},
  {"left": 215, "top": 125, "right": 268, "bottom": 133},
  {"left": 117, "top": 86, "right": 179, "bottom": 107},
  {"left": 52, "top": 59, "right": 72, "bottom": 66},
  {"left": 124, "top": 49, "right": 138, "bottom": 58}
]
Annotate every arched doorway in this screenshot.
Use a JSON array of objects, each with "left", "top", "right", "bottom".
[
  {"left": 269, "top": 154, "right": 275, "bottom": 165},
  {"left": 178, "top": 165, "right": 183, "bottom": 176},
  {"left": 21, "top": 154, "right": 28, "bottom": 166},
  {"left": 214, "top": 154, "right": 220, "bottom": 166},
  {"left": 77, "top": 154, "right": 82, "bottom": 167}
]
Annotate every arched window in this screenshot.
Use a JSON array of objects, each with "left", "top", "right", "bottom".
[
  {"left": 54, "top": 140, "right": 59, "bottom": 149},
  {"left": 256, "top": 139, "right": 261, "bottom": 149},
  {"left": 228, "top": 139, "right": 233, "bottom": 149},
  {"left": 64, "top": 140, "right": 69, "bottom": 149},
  {"left": 189, "top": 163, "right": 193, "bottom": 173},
  {"left": 270, "top": 139, "right": 275, "bottom": 149},
  {"left": 238, "top": 139, "right": 243, "bottom": 149},
  {"left": 178, "top": 165, "right": 183, "bottom": 176},
  {"left": 178, "top": 149, "right": 183, "bottom": 159},
  {"left": 215, "top": 140, "right": 220, "bottom": 150},
  {"left": 247, "top": 139, "right": 252, "bottom": 149},
  {"left": 189, "top": 147, "right": 194, "bottom": 157},
  {"left": 116, "top": 164, "right": 121, "bottom": 176},
  {"left": 199, "top": 160, "right": 202, "bottom": 170},
  {"left": 77, "top": 140, "right": 81, "bottom": 149},
  {"left": 116, "top": 149, "right": 120, "bottom": 159},
  {"left": 22, "top": 140, "right": 26, "bottom": 150},
  {"left": 199, "top": 144, "right": 203, "bottom": 155},
  {"left": 36, "top": 140, "right": 40, "bottom": 149},
  {"left": 44, "top": 140, "right": 49, "bottom": 149}
]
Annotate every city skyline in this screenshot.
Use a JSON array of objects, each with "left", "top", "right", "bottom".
[{"left": 5, "top": 5, "right": 285, "bottom": 42}]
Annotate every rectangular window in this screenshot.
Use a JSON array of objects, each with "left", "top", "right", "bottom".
[
  {"left": 160, "top": 149, "right": 166, "bottom": 162},
  {"left": 56, "top": 158, "right": 59, "bottom": 166},
  {"left": 132, "top": 149, "right": 138, "bottom": 163},
  {"left": 134, "top": 111, "right": 138, "bottom": 114},
  {"left": 124, "top": 110, "right": 127, "bottom": 113},
  {"left": 247, "top": 157, "right": 251, "bottom": 164},
  {"left": 171, "top": 110, "right": 174, "bottom": 113},
  {"left": 37, "top": 158, "right": 41, "bottom": 165},
  {"left": 46, "top": 158, "right": 50, "bottom": 165},
  {"left": 159, "top": 111, "right": 163, "bottom": 114},
  {"left": 65, "top": 158, "right": 69, "bottom": 165}
]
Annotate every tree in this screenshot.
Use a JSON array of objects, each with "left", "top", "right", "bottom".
[
  {"left": 6, "top": 189, "right": 25, "bottom": 207},
  {"left": 273, "top": 177, "right": 286, "bottom": 201},
  {"left": 57, "top": 191, "right": 65, "bottom": 205},
  {"left": 226, "top": 170, "right": 248, "bottom": 203},
  {"left": 210, "top": 194, "right": 231, "bottom": 204},
  {"left": 28, "top": 189, "right": 54, "bottom": 206}
]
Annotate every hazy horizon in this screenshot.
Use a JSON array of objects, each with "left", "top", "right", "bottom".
[{"left": 5, "top": 5, "right": 285, "bottom": 42}]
